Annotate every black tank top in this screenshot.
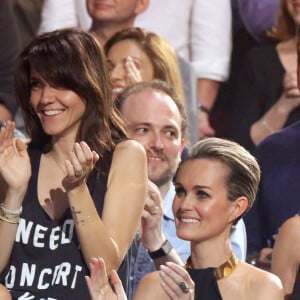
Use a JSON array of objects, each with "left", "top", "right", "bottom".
[{"left": 0, "top": 147, "right": 130, "bottom": 299}]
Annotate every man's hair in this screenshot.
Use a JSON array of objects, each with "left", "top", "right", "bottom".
[{"left": 116, "top": 79, "right": 187, "bottom": 138}]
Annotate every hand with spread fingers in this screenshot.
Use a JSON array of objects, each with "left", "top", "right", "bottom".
[
  {"left": 141, "top": 180, "right": 165, "bottom": 251},
  {"left": 62, "top": 141, "right": 99, "bottom": 191},
  {"left": 0, "top": 120, "right": 31, "bottom": 196},
  {"left": 159, "top": 262, "right": 195, "bottom": 300},
  {"left": 85, "top": 257, "right": 127, "bottom": 300}
]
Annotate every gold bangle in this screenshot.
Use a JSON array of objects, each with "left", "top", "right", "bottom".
[{"left": 0, "top": 214, "right": 19, "bottom": 224}]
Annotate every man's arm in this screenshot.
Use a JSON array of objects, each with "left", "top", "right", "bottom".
[
  {"left": 142, "top": 181, "right": 184, "bottom": 269},
  {"left": 192, "top": 0, "right": 232, "bottom": 138}
]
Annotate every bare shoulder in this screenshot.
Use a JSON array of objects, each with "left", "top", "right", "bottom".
[
  {"left": 115, "top": 139, "right": 145, "bottom": 153},
  {"left": 112, "top": 139, "right": 146, "bottom": 163},
  {"left": 239, "top": 262, "right": 284, "bottom": 299},
  {"left": 134, "top": 271, "right": 168, "bottom": 300},
  {"left": 278, "top": 215, "right": 300, "bottom": 240}
]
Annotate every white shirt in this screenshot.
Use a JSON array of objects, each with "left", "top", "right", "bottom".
[
  {"left": 135, "top": 0, "right": 232, "bottom": 81},
  {"left": 38, "top": 0, "right": 232, "bottom": 81}
]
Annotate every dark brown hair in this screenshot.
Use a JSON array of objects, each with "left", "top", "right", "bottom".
[{"left": 15, "top": 28, "right": 127, "bottom": 169}]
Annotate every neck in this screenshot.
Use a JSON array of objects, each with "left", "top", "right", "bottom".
[
  {"left": 50, "top": 137, "right": 76, "bottom": 162},
  {"left": 90, "top": 20, "right": 134, "bottom": 45},
  {"left": 189, "top": 235, "right": 233, "bottom": 269},
  {"left": 158, "top": 181, "right": 171, "bottom": 199}
]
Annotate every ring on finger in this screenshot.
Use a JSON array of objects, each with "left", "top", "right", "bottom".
[
  {"left": 75, "top": 170, "right": 83, "bottom": 177},
  {"left": 150, "top": 206, "right": 159, "bottom": 215},
  {"left": 178, "top": 281, "right": 189, "bottom": 294}
]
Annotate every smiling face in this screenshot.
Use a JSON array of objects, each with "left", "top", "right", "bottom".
[
  {"left": 29, "top": 69, "right": 86, "bottom": 141},
  {"left": 286, "top": 0, "right": 300, "bottom": 24},
  {"left": 120, "top": 89, "right": 184, "bottom": 188},
  {"left": 106, "top": 39, "right": 154, "bottom": 95},
  {"left": 173, "top": 158, "right": 237, "bottom": 244}
]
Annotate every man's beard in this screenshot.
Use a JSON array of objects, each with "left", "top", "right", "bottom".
[
  {"left": 146, "top": 147, "right": 179, "bottom": 187},
  {"left": 149, "top": 165, "right": 177, "bottom": 188}
]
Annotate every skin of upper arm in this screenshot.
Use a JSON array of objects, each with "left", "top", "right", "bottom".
[
  {"left": 272, "top": 216, "right": 300, "bottom": 295},
  {"left": 134, "top": 271, "right": 168, "bottom": 300},
  {"left": 101, "top": 139, "right": 147, "bottom": 257}
]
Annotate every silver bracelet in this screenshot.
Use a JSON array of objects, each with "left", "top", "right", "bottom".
[
  {"left": 0, "top": 204, "right": 23, "bottom": 216},
  {"left": 261, "top": 119, "right": 274, "bottom": 134}
]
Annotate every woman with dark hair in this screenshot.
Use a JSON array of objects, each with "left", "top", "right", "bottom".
[{"left": 0, "top": 28, "right": 147, "bottom": 299}]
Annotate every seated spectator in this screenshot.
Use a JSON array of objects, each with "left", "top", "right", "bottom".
[
  {"left": 104, "top": 27, "right": 199, "bottom": 143},
  {"left": 231, "top": 0, "right": 300, "bottom": 153},
  {"left": 272, "top": 214, "right": 300, "bottom": 299},
  {"left": 85, "top": 138, "right": 284, "bottom": 300},
  {"left": 0, "top": 28, "right": 147, "bottom": 299},
  {"left": 104, "top": 27, "right": 184, "bottom": 101},
  {"left": 116, "top": 80, "right": 248, "bottom": 297},
  {"left": 245, "top": 120, "right": 300, "bottom": 270}
]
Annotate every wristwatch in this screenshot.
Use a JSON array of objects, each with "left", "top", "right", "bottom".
[{"left": 148, "top": 239, "right": 173, "bottom": 260}]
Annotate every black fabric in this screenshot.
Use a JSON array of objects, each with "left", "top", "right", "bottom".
[
  {"left": 0, "top": 146, "right": 130, "bottom": 299},
  {"left": 187, "top": 267, "right": 222, "bottom": 300}
]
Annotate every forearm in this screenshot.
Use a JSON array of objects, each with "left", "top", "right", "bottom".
[
  {"left": 0, "top": 189, "right": 26, "bottom": 273},
  {"left": 250, "top": 97, "right": 297, "bottom": 145},
  {"left": 197, "top": 78, "right": 220, "bottom": 110},
  {"left": 143, "top": 231, "right": 183, "bottom": 269},
  {"left": 67, "top": 183, "right": 121, "bottom": 273}
]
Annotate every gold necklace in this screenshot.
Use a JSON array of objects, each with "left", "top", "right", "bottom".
[
  {"left": 50, "top": 152, "right": 66, "bottom": 174},
  {"left": 185, "top": 252, "right": 239, "bottom": 280}
]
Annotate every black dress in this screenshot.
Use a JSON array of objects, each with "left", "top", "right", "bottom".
[{"left": 187, "top": 267, "right": 222, "bottom": 300}]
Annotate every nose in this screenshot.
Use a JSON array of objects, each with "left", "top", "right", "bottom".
[
  {"left": 110, "top": 62, "right": 126, "bottom": 84},
  {"left": 149, "top": 132, "right": 164, "bottom": 151},
  {"left": 40, "top": 85, "right": 56, "bottom": 104}
]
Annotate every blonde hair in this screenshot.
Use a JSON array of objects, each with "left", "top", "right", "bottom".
[
  {"left": 104, "top": 27, "right": 184, "bottom": 101},
  {"left": 268, "top": 0, "right": 296, "bottom": 41},
  {"left": 187, "top": 137, "right": 261, "bottom": 216}
]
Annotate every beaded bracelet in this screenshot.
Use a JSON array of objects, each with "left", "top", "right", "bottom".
[
  {"left": 0, "top": 214, "right": 19, "bottom": 224},
  {"left": 0, "top": 204, "right": 23, "bottom": 216}
]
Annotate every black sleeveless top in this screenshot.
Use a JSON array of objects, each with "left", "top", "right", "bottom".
[
  {"left": 0, "top": 147, "right": 130, "bottom": 300},
  {"left": 187, "top": 267, "right": 222, "bottom": 300}
]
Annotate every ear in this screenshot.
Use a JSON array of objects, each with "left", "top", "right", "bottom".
[
  {"left": 180, "top": 139, "right": 185, "bottom": 154},
  {"left": 228, "top": 196, "right": 248, "bottom": 224},
  {"left": 134, "top": 0, "right": 150, "bottom": 15}
]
